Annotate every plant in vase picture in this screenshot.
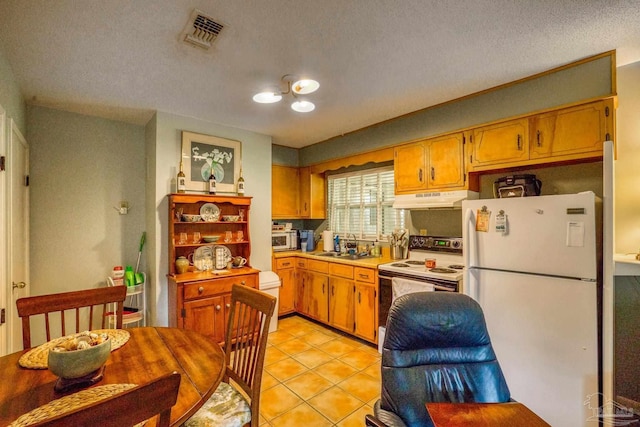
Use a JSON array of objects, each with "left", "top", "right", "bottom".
[{"left": 191, "top": 146, "right": 233, "bottom": 183}]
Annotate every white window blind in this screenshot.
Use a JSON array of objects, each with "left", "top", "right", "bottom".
[{"left": 327, "top": 166, "right": 404, "bottom": 239}]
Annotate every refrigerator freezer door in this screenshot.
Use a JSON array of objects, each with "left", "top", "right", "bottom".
[
  {"left": 467, "top": 268, "right": 598, "bottom": 427},
  {"left": 463, "top": 192, "right": 598, "bottom": 280}
]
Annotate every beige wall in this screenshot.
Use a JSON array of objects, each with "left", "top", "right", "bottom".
[{"left": 614, "top": 61, "right": 640, "bottom": 254}]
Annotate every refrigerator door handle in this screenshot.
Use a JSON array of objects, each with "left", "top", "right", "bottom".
[{"left": 463, "top": 207, "right": 478, "bottom": 300}]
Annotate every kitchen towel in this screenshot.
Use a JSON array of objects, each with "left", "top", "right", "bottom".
[{"left": 392, "top": 277, "right": 434, "bottom": 301}]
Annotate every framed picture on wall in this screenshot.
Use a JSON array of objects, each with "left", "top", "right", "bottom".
[{"left": 181, "top": 131, "right": 241, "bottom": 193}]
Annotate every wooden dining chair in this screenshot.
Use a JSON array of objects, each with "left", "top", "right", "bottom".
[
  {"left": 27, "top": 371, "right": 181, "bottom": 427},
  {"left": 184, "top": 284, "right": 276, "bottom": 427},
  {"left": 16, "top": 286, "right": 127, "bottom": 349}
]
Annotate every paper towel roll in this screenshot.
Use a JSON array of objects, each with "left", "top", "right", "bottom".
[{"left": 323, "top": 230, "right": 334, "bottom": 252}]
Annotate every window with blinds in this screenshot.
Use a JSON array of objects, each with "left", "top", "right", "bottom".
[{"left": 327, "top": 166, "right": 405, "bottom": 239}]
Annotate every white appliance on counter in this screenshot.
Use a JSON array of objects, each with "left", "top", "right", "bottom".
[{"left": 463, "top": 192, "right": 600, "bottom": 427}]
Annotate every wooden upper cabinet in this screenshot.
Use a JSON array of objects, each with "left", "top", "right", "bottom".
[
  {"left": 394, "top": 133, "right": 465, "bottom": 194},
  {"left": 530, "top": 99, "right": 613, "bottom": 161},
  {"left": 272, "top": 165, "right": 299, "bottom": 218},
  {"left": 468, "top": 118, "right": 529, "bottom": 171},
  {"left": 299, "top": 167, "right": 326, "bottom": 219},
  {"left": 394, "top": 141, "right": 427, "bottom": 193},
  {"left": 427, "top": 133, "right": 465, "bottom": 189}
]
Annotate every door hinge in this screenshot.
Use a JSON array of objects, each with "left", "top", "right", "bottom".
[
  {"left": 0, "top": 308, "right": 5, "bottom": 324},
  {"left": 0, "top": 156, "right": 5, "bottom": 171},
  {"left": 181, "top": 308, "right": 186, "bottom": 318},
  {"left": 25, "top": 175, "right": 29, "bottom": 186},
  {"left": 605, "top": 106, "right": 610, "bottom": 117}
]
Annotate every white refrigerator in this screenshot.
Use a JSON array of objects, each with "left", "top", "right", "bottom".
[{"left": 462, "top": 192, "right": 600, "bottom": 427}]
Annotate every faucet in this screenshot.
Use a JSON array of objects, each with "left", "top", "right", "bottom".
[{"left": 346, "top": 234, "right": 357, "bottom": 253}]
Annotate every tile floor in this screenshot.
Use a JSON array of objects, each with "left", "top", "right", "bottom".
[{"left": 259, "top": 315, "right": 381, "bottom": 427}]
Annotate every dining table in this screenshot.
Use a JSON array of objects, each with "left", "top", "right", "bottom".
[
  {"left": 0, "top": 327, "right": 225, "bottom": 427},
  {"left": 426, "top": 402, "right": 551, "bottom": 426}
]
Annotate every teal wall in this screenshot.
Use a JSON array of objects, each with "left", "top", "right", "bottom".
[
  {"left": 300, "top": 55, "right": 613, "bottom": 166},
  {"left": 272, "top": 144, "right": 299, "bottom": 166},
  {"left": 0, "top": 48, "right": 25, "bottom": 133}
]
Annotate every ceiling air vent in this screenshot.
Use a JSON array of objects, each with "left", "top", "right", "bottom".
[{"left": 182, "top": 9, "right": 224, "bottom": 50}]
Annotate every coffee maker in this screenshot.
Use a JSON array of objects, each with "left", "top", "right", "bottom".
[{"left": 299, "top": 230, "right": 315, "bottom": 252}]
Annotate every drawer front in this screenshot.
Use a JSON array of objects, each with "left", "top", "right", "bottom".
[
  {"left": 329, "top": 263, "right": 354, "bottom": 279},
  {"left": 276, "top": 258, "right": 295, "bottom": 270},
  {"left": 307, "top": 259, "right": 329, "bottom": 274},
  {"left": 295, "top": 258, "right": 307, "bottom": 269},
  {"left": 184, "top": 274, "right": 257, "bottom": 300},
  {"left": 354, "top": 267, "right": 375, "bottom": 283}
]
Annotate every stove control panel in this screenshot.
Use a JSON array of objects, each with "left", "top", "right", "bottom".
[{"left": 409, "top": 235, "right": 463, "bottom": 253}]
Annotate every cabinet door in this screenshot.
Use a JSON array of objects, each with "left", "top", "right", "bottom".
[
  {"left": 355, "top": 283, "right": 377, "bottom": 343},
  {"left": 278, "top": 267, "right": 296, "bottom": 315},
  {"left": 394, "top": 141, "right": 427, "bottom": 193},
  {"left": 294, "top": 268, "right": 308, "bottom": 314},
  {"left": 308, "top": 271, "right": 329, "bottom": 323},
  {"left": 183, "top": 295, "right": 226, "bottom": 343},
  {"left": 530, "top": 100, "right": 611, "bottom": 160},
  {"left": 469, "top": 118, "right": 529, "bottom": 170},
  {"left": 299, "top": 167, "right": 326, "bottom": 219},
  {"left": 427, "top": 133, "right": 465, "bottom": 189},
  {"left": 329, "top": 277, "right": 355, "bottom": 333},
  {"left": 272, "top": 165, "right": 300, "bottom": 218}
]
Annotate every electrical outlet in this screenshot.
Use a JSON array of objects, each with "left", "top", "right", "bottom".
[
  {"left": 419, "top": 229, "right": 427, "bottom": 236},
  {"left": 119, "top": 201, "right": 129, "bottom": 215}
]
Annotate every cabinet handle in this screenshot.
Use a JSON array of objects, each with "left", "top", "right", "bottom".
[
  {"left": 304, "top": 202, "right": 308, "bottom": 211},
  {"left": 240, "top": 281, "right": 246, "bottom": 286},
  {"left": 226, "top": 303, "right": 231, "bottom": 309},
  {"left": 331, "top": 285, "right": 334, "bottom": 296},
  {"left": 198, "top": 286, "right": 204, "bottom": 294},
  {"left": 418, "top": 168, "right": 423, "bottom": 182},
  {"left": 322, "top": 283, "right": 325, "bottom": 294},
  {"left": 517, "top": 134, "right": 522, "bottom": 150},
  {"left": 215, "top": 305, "right": 221, "bottom": 311},
  {"left": 536, "top": 130, "right": 541, "bottom": 147},
  {"left": 358, "top": 273, "right": 368, "bottom": 279},
  {"left": 430, "top": 167, "right": 435, "bottom": 181},
  {"left": 358, "top": 292, "right": 361, "bottom": 303},
  {"left": 283, "top": 262, "right": 291, "bottom": 267}
]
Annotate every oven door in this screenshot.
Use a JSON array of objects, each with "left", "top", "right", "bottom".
[{"left": 378, "top": 272, "right": 458, "bottom": 329}]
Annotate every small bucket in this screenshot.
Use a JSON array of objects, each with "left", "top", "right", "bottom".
[{"left": 390, "top": 245, "right": 404, "bottom": 260}]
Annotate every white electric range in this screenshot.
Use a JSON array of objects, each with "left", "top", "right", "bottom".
[{"left": 377, "top": 236, "right": 464, "bottom": 337}]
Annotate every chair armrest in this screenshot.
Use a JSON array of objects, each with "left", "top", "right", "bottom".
[{"left": 367, "top": 400, "right": 408, "bottom": 427}]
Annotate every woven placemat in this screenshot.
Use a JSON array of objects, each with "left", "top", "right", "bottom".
[
  {"left": 19, "top": 329, "right": 131, "bottom": 369},
  {"left": 8, "top": 383, "right": 139, "bottom": 427}
]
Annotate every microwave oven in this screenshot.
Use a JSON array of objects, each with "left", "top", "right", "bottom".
[{"left": 272, "top": 231, "right": 298, "bottom": 251}]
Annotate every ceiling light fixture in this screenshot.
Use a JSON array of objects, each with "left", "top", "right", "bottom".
[{"left": 253, "top": 74, "right": 319, "bottom": 113}]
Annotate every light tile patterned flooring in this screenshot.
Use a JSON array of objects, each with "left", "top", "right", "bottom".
[{"left": 259, "top": 315, "right": 381, "bottom": 427}]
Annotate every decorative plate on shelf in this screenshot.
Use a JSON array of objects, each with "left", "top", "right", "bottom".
[{"left": 200, "top": 203, "right": 220, "bottom": 222}]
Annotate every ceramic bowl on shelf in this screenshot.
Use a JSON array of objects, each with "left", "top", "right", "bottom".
[
  {"left": 202, "top": 235, "right": 220, "bottom": 243},
  {"left": 48, "top": 334, "right": 111, "bottom": 379},
  {"left": 181, "top": 214, "right": 201, "bottom": 222},
  {"left": 222, "top": 215, "right": 240, "bottom": 222}
]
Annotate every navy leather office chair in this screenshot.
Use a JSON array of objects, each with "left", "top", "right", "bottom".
[{"left": 366, "top": 292, "right": 511, "bottom": 427}]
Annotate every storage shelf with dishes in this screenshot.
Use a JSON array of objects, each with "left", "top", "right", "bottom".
[{"left": 168, "top": 193, "right": 252, "bottom": 276}]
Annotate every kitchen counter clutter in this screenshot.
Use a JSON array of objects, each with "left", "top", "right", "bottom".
[{"left": 272, "top": 249, "right": 392, "bottom": 344}]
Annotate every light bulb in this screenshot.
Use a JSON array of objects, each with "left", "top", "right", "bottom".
[
  {"left": 292, "top": 79, "right": 320, "bottom": 95},
  {"left": 291, "top": 100, "right": 315, "bottom": 113},
  {"left": 252, "top": 91, "right": 282, "bottom": 103}
]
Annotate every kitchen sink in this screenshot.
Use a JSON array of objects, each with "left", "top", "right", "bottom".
[{"left": 313, "top": 252, "right": 373, "bottom": 260}]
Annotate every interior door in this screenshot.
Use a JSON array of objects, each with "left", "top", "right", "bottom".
[{"left": 8, "top": 119, "right": 29, "bottom": 353}]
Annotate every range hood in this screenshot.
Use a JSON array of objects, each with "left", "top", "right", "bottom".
[{"left": 392, "top": 190, "right": 479, "bottom": 209}]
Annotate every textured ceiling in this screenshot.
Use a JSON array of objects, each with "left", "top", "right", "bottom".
[{"left": 1, "top": 1, "right": 639, "bottom": 148}]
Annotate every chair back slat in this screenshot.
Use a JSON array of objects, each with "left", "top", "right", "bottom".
[{"left": 16, "top": 286, "right": 127, "bottom": 349}]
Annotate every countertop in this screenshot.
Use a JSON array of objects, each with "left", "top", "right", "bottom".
[
  {"left": 273, "top": 249, "right": 394, "bottom": 267},
  {"left": 167, "top": 266, "right": 261, "bottom": 283},
  {"left": 614, "top": 253, "right": 640, "bottom": 276}
]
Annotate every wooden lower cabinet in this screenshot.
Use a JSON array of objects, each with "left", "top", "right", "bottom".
[
  {"left": 274, "top": 258, "right": 296, "bottom": 315},
  {"left": 354, "top": 282, "right": 377, "bottom": 342},
  {"left": 329, "top": 277, "right": 355, "bottom": 333},
  {"left": 285, "top": 256, "right": 378, "bottom": 344},
  {"left": 168, "top": 271, "right": 258, "bottom": 344}
]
